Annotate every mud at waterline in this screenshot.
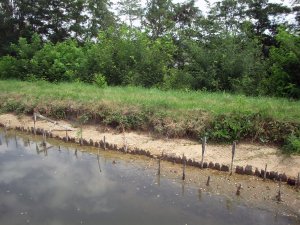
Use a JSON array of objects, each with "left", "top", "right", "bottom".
[
  {"left": 0, "top": 113, "right": 300, "bottom": 179},
  {"left": 0, "top": 129, "right": 300, "bottom": 223}
]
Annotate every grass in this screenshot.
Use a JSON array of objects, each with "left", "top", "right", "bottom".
[
  {"left": 0, "top": 80, "right": 299, "bottom": 122},
  {"left": 0, "top": 80, "right": 299, "bottom": 151}
]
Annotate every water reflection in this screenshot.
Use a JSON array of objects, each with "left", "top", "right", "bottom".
[{"left": 0, "top": 131, "right": 298, "bottom": 225}]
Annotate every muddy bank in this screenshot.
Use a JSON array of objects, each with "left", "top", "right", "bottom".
[{"left": 0, "top": 113, "right": 300, "bottom": 180}]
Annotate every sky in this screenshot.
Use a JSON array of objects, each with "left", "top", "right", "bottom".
[
  {"left": 113, "top": 0, "right": 295, "bottom": 26},
  {"left": 174, "top": 0, "right": 292, "bottom": 13}
]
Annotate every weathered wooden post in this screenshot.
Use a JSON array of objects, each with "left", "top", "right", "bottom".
[
  {"left": 0, "top": 137, "right": 2, "bottom": 145},
  {"left": 104, "top": 136, "right": 106, "bottom": 150},
  {"left": 276, "top": 179, "right": 282, "bottom": 202},
  {"left": 201, "top": 136, "right": 206, "bottom": 168},
  {"left": 182, "top": 159, "right": 186, "bottom": 180},
  {"left": 42, "top": 131, "right": 46, "bottom": 147},
  {"left": 75, "top": 149, "right": 78, "bottom": 157},
  {"left": 236, "top": 184, "right": 242, "bottom": 196},
  {"left": 230, "top": 141, "right": 236, "bottom": 175},
  {"left": 206, "top": 176, "right": 210, "bottom": 186},
  {"left": 297, "top": 172, "right": 300, "bottom": 191},
  {"left": 65, "top": 130, "right": 68, "bottom": 142},
  {"left": 80, "top": 128, "right": 83, "bottom": 146},
  {"left": 157, "top": 158, "right": 161, "bottom": 176},
  {"left": 33, "top": 113, "right": 37, "bottom": 135},
  {"left": 264, "top": 164, "right": 267, "bottom": 181}
]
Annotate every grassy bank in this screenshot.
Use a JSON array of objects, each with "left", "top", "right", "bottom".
[{"left": 0, "top": 80, "right": 300, "bottom": 152}]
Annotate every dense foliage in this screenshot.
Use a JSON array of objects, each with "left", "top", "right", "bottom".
[{"left": 0, "top": 0, "right": 300, "bottom": 99}]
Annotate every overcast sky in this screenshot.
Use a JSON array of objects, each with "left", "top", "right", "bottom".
[
  {"left": 175, "top": 0, "right": 292, "bottom": 13},
  {"left": 113, "top": 0, "right": 295, "bottom": 25},
  {"left": 113, "top": 0, "right": 293, "bottom": 15}
]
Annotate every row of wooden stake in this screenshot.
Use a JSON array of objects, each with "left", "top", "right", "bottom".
[{"left": 30, "top": 113, "right": 300, "bottom": 193}]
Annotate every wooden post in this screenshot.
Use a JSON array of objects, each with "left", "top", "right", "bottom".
[
  {"left": 236, "top": 184, "right": 242, "bottom": 196},
  {"left": 65, "top": 130, "right": 68, "bottom": 142},
  {"left": 182, "top": 160, "right": 186, "bottom": 180},
  {"left": 230, "top": 141, "right": 236, "bottom": 175},
  {"left": 201, "top": 136, "right": 206, "bottom": 168},
  {"left": 33, "top": 113, "right": 37, "bottom": 135},
  {"left": 104, "top": 136, "right": 106, "bottom": 150},
  {"left": 157, "top": 158, "right": 161, "bottom": 176},
  {"left": 276, "top": 179, "right": 282, "bottom": 202},
  {"left": 206, "top": 176, "right": 210, "bottom": 186},
  {"left": 297, "top": 172, "right": 300, "bottom": 191},
  {"left": 264, "top": 164, "right": 267, "bottom": 181},
  {"left": 80, "top": 128, "right": 83, "bottom": 146},
  {"left": 42, "top": 131, "right": 46, "bottom": 147},
  {"left": 0, "top": 137, "right": 2, "bottom": 145}
]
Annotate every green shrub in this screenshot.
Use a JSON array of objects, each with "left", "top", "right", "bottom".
[
  {"left": 283, "top": 134, "right": 300, "bottom": 153},
  {"left": 0, "top": 56, "right": 18, "bottom": 79},
  {"left": 93, "top": 73, "right": 107, "bottom": 88}
]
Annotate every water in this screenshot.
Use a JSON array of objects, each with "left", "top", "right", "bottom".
[{"left": 0, "top": 131, "right": 298, "bottom": 225}]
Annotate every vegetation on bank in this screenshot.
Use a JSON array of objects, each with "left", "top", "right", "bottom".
[
  {"left": 1, "top": 0, "right": 300, "bottom": 99},
  {"left": 1, "top": 0, "right": 300, "bottom": 152},
  {"left": 0, "top": 80, "right": 299, "bottom": 152}
]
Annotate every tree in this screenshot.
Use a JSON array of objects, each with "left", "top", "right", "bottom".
[
  {"left": 0, "top": 0, "right": 17, "bottom": 55},
  {"left": 86, "top": 0, "right": 116, "bottom": 38},
  {"left": 117, "top": 0, "right": 143, "bottom": 28},
  {"left": 266, "top": 28, "right": 300, "bottom": 98},
  {"left": 246, "top": 0, "right": 290, "bottom": 36},
  {"left": 67, "top": 0, "right": 88, "bottom": 41},
  {"left": 209, "top": 0, "right": 248, "bottom": 34},
  {"left": 143, "top": 0, "right": 175, "bottom": 38}
]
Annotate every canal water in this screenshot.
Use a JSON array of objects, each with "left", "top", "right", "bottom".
[{"left": 0, "top": 131, "right": 298, "bottom": 225}]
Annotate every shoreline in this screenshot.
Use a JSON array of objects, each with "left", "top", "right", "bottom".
[
  {"left": 1, "top": 128, "right": 300, "bottom": 219},
  {"left": 0, "top": 113, "right": 299, "bottom": 184}
]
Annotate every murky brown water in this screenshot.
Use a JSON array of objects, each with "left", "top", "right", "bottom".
[{"left": 0, "top": 131, "right": 299, "bottom": 225}]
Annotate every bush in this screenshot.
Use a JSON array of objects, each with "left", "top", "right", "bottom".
[
  {"left": 0, "top": 56, "right": 18, "bottom": 79},
  {"left": 162, "top": 69, "right": 194, "bottom": 90},
  {"left": 283, "top": 134, "right": 300, "bottom": 153},
  {"left": 93, "top": 73, "right": 107, "bottom": 88},
  {"left": 267, "top": 28, "right": 300, "bottom": 98}
]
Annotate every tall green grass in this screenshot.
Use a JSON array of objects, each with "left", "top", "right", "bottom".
[
  {"left": 0, "top": 80, "right": 299, "bottom": 123},
  {"left": 1, "top": 80, "right": 300, "bottom": 152}
]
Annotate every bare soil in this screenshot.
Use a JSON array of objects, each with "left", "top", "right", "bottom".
[{"left": 1, "top": 113, "right": 300, "bottom": 178}]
